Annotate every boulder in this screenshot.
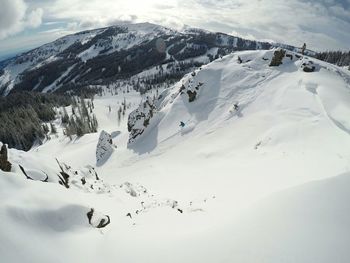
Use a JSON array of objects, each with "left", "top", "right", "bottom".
[
  {"left": 87, "top": 208, "right": 111, "bottom": 228},
  {"left": 301, "top": 61, "right": 316, "bottom": 72},
  {"left": 0, "top": 144, "right": 12, "bottom": 172},
  {"left": 187, "top": 90, "right": 197, "bottom": 102},
  {"left": 269, "top": 49, "right": 286, "bottom": 66}
]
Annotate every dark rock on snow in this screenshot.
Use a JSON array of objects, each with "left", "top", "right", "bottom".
[
  {"left": 87, "top": 208, "right": 111, "bottom": 228},
  {"left": 127, "top": 97, "right": 156, "bottom": 143},
  {"left": 269, "top": 49, "right": 286, "bottom": 67},
  {"left": 96, "top": 130, "right": 114, "bottom": 166},
  {"left": 0, "top": 144, "right": 12, "bottom": 172}
]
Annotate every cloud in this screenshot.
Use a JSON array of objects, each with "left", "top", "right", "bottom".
[
  {"left": 39, "top": 0, "right": 349, "bottom": 50},
  {"left": 178, "top": 0, "right": 350, "bottom": 50},
  {"left": 0, "top": 0, "right": 43, "bottom": 39},
  {"left": 1, "top": 0, "right": 349, "bottom": 52},
  {"left": 0, "top": 0, "right": 26, "bottom": 38},
  {"left": 26, "top": 8, "right": 44, "bottom": 28}
]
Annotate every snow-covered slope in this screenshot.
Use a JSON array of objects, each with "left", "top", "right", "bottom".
[
  {"left": 1, "top": 49, "right": 350, "bottom": 263},
  {"left": 129, "top": 49, "right": 350, "bottom": 164}
]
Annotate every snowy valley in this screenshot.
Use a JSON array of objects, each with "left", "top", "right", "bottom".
[{"left": 1, "top": 47, "right": 350, "bottom": 262}]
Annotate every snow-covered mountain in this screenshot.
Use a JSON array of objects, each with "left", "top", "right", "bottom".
[
  {"left": 1, "top": 48, "right": 350, "bottom": 263},
  {"left": 0, "top": 22, "right": 305, "bottom": 96}
]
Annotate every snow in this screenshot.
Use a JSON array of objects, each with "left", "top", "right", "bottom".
[
  {"left": 1, "top": 49, "right": 350, "bottom": 262},
  {"left": 78, "top": 45, "right": 102, "bottom": 62}
]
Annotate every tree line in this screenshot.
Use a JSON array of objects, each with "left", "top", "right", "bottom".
[
  {"left": 0, "top": 91, "right": 99, "bottom": 150},
  {"left": 61, "top": 96, "right": 98, "bottom": 139},
  {"left": 316, "top": 51, "right": 350, "bottom": 68},
  {"left": 0, "top": 91, "right": 72, "bottom": 150}
]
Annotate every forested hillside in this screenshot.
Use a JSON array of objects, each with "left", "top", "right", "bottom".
[
  {"left": 316, "top": 51, "right": 350, "bottom": 68},
  {"left": 0, "top": 92, "right": 71, "bottom": 150}
]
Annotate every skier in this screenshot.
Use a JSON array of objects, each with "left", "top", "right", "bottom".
[
  {"left": 179, "top": 121, "right": 185, "bottom": 128},
  {"left": 301, "top": 43, "right": 306, "bottom": 55},
  {"left": 233, "top": 103, "right": 239, "bottom": 111}
]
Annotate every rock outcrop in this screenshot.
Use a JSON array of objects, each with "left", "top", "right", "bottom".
[
  {"left": 187, "top": 90, "right": 197, "bottom": 102},
  {"left": 96, "top": 130, "right": 114, "bottom": 166},
  {"left": 87, "top": 208, "right": 111, "bottom": 228},
  {"left": 301, "top": 60, "right": 316, "bottom": 72},
  {"left": 0, "top": 144, "right": 12, "bottom": 172},
  {"left": 127, "top": 97, "right": 156, "bottom": 144},
  {"left": 269, "top": 49, "right": 286, "bottom": 66},
  {"left": 56, "top": 159, "right": 110, "bottom": 193}
]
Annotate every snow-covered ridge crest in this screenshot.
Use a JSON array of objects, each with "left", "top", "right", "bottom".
[{"left": 127, "top": 48, "right": 350, "bottom": 147}]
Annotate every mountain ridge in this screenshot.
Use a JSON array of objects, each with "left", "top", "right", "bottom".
[{"left": 0, "top": 22, "right": 307, "bottom": 96}]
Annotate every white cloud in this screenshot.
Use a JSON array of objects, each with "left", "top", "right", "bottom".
[
  {"left": 1, "top": 0, "right": 349, "bottom": 51},
  {"left": 0, "top": 0, "right": 27, "bottom": 39},
  {"left": 0, "top": 0, "right": 43, "bottom": 39},
  {"left": 26, "top": 8, "right": 44, "bottom": 28},
  {"left": 39, "top": 0, "right": 349, "bottom": 50}
]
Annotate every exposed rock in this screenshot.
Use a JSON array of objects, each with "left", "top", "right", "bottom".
[
  {"left": 19, "top": 165, "right": 33, "bottom": 180},
  {"left": 127, "top": 97, "right": 156, "bottom": 144},
  {"left": 187, "top": 90, "right": 197, "bottom": 102},
  {"left": 269, "top": 49, "right": 286, "bottom": 66},
  {"left": 301, "top": 60, "right": 316, "bottom": 72},
  {"left": 286, "top": 54, "right": 293, "bottom": 60},
  {"left": 87, "top": 208, "right": 110, "bottom": 228},
  {"left": 96, "top": 130, "right": 114, "bottom": 166},
  {"left": 0, "top": 144, "right": 12, "bottom": 172},
  {"left": 55, "top": 159, "right": 110, "bottom": 193},
  {"left": 56, "top": 159, "right": 70, "bottom": 188},
  {"left": 183, "top": 75, "right": 203, "bottom": 102}
]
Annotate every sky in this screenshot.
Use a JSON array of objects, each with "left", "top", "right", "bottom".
[{"left": 0, "top": 0, "right": 349, "bottom": 60}]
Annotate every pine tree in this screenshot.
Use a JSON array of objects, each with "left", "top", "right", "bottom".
[
  {"left": 118, "top": 106, "right": 122, "bottom": 126},
  {"left": 42, "top": 124, "right": 50, "bottom": 134},
  {"left": 61, "top": 107, "right": 69, "bottom": 124},
  {"left": 123, "top": 98, "right": 126, "bottom": 116},
  {"left": 50, "top": 122, "right": 57, "bottom": 134}
]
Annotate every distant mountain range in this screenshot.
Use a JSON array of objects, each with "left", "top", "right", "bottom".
[{"left": 0, "top": 22, "right": 310, "bottom": 96}]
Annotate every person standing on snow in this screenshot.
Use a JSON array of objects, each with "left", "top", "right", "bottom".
[
  {"left": 301, "top": 43, "right": 306, "bottom": 55},
  {"left": 179, "top": 121, "right": 185, "bottom": 128}
]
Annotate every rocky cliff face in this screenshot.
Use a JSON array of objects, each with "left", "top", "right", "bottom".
[
  {"left": 96, "top": 130, "right": 114, "bottom": 166},
  {"left": 127, "top": 97, "right": 156, "bottom": 144}
]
